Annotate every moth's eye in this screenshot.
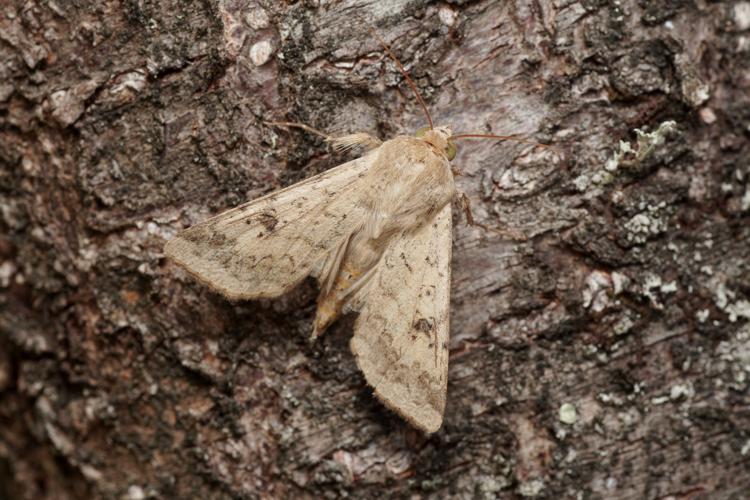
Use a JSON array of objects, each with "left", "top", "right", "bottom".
[
  {"left": 416, "top": 126, "right": 430, "bottom": 138},
  {"left": 446, "top": 141, "right": 457, "bottom": 161}
]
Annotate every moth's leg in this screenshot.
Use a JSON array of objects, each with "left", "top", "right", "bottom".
[
  {"left": 455, "top": 191, "right": 527, "bottom": 241},
  {"left": 265, "top": 121, "right": 382, "bottom": 154},
  {"left": 456, "top": 191, "right": 477, "bottom": 226}
]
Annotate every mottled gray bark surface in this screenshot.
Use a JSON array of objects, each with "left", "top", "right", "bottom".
[{"left": 1, "top": 0, "right": 749, "bottom": 498}]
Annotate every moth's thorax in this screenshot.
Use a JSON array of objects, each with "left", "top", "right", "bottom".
[
  {"left": 417, "top": 126, "right": 456, "bottom": 161},
  {"left": 374, "top": 135, "right": 454, "bottom": 191},
  {"left": 359, "top": 136, "right": 455, "bottom": 236},
  {"left": 344, "top": 135, "right": 454, "bottom": 279}
]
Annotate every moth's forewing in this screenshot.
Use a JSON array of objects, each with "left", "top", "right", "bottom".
[
  {"left": 165, "top": 154, "right": 374, "bottom": 300},
  {"left": 351, "top": 204, "right": 452, "bottom": 433}
]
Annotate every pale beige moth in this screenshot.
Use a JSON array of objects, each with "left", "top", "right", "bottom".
[{"left": 165, "top": 29, "right": 533, "bottom": 434}]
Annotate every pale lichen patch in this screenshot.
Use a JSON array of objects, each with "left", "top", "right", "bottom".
[
  {"left": 741, "top": 185, "right": 750, "bottom": 212},
  {"left": 669, "top": 382, "right": 695, "bottom": 401},
  {"left": 734, "top": 2, "right": 750, "bottom": 30},
  {"left": 127, "top": 485, "right": 146, "bottom": 500},
  {"left": 726, "top": 300, "right": 750, "bottom": 323},
  {"left": 559, "top": 403, "right": 577, "bottom": 424},
  {"left": 250, "top": 40, "right": 275, "bottom": 66},
  {"left": 438, "top": 4, "right": 458, "bottom": 27},
  {"left": 245, "top": 8, "right": 270, "bottom": 30},
  {"left": 603, "top": 121, "right": 678, "bottom": 177},
  {"left": 518, "top": 479, "right": 545, "bottom": 497},
  {"left": 713, "top": 282, "right": 750, "bottom": 322},
  {"left": 717, "top": 325, "right": 750, "bottom": 390},
  {"left": 624, "top": 212, "right": 667, "bottom": 244},
  {"left": 582, "top": 270, "right": 613, "bottom": 312},
  {"left": 642, "top": 273, "right": 669, "bottom": 309}
]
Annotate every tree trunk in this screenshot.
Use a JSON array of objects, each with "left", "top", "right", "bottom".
[{"left": 1, "top": 0, "right": 749, "bottom": 498}]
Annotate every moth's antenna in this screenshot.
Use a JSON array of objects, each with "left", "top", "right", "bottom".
[
  {"left": 359, "top": 18, "right": 434, "bottom": 130},
  {"left": 451, "top": 133, "right": 557, "bottom": 151}
]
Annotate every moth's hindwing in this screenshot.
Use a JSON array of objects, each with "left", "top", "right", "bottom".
[
  {"left": 350, "top": 204, "right": 452, "bottom": 433},
  {"left": 165, "top": 154, "right": 373, "bottom": 300}
]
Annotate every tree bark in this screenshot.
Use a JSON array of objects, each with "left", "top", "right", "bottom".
[{"left": 1, "top": 0, "right": 749, "bottom": 498}]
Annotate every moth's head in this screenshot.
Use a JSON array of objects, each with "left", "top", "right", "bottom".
[{"left": 416, "top": 126, "right": 457, "bottom": 161}]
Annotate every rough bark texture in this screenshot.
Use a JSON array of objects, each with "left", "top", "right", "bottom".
[{"left": 1, "top": 0, "right": 749, "bottom": 499}]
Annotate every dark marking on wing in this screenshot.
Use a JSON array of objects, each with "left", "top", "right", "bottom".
[
  {"left": 181, "top": 225, "right": 211, "bottom": 245},
  {"left": 210, "top": 231, "right": 230, "bottom": 246},
  {"left": 413, "top": 317, "right": 434, "bottom": 338},
  {"left": 257, "top": 211, "right": 278, "bottom": 232},
  {"left": 182, "top": 225, "right": 229, "bottom": 249},
  {"left": 433, "top": 329, "right": 438, "bottom": 366},
  {"left": 399, "top": 252, "right": 413, "bottom": 273}
]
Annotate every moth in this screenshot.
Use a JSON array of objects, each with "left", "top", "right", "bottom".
[{"left": 165, "top": 29, "right": 532, "bottom": 434}]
